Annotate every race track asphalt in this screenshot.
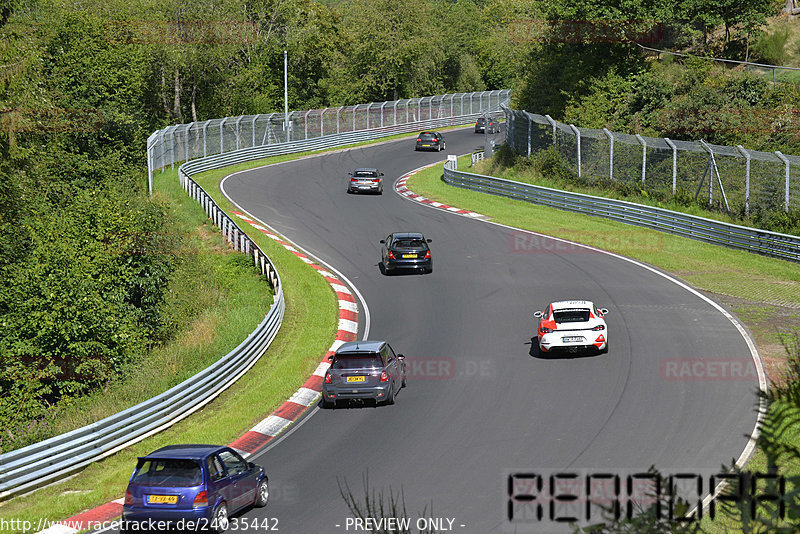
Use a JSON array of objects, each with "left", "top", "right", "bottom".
[{"left": 214, "top": 127, "right": 760, "bottom": 533}]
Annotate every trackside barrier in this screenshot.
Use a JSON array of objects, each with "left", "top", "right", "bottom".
[
  {"left": 443, "top": 160, "right": 800, "bottom": 263},
  {"left": 0, "top": 90, "right": 511, "bottom": 500}
]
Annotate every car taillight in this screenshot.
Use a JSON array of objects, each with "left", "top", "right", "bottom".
[
  {"left": 387, "top": 251, "right": 395, "bottom": 259},
  {"left": 325, "top": 372, "right": 332, "bottom": 384},
  {"left": 193, "top": 490, "right": 208, "bottom": 508},
  {"left": 416, "top": 138, "right": 421, "bottom": 142},
  {"left": 592, "top": 325, "right": 605, "bottom": 331},
  {"left": 372, "top": 179, "right": 380, "bottom": 183},
  {"left": 124, "top": 490, "right": 133, "bottom": 506},
  {"left": 380, "top": 371, "right": 388, "bottom": 382},
  {"left": 424, "top": 250, "right": 431, "bottom": 259},
  {"left": 350, "top": 178, "right": 358, "bottom": 182},
  {"left": 540, "top": 327, "right": 552, "bottom": 334}
]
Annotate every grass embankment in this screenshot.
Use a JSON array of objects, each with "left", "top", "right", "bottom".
[
  {"left": 410, "top": 156, "right": 800, "bottom": 532},
  {"left": 0, "top": 164, "right": 337, "bottom": 529}
]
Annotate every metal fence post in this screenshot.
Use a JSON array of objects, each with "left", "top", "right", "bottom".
[
  {"left": 380, "top": 102, "right": 386, "bottom": 127},
  {"left": 235, "top": 116, "right": 244, "bottom": 150},
  {"left": 353, "top": 104, "right": 358, "bottom": 131},
  {"left": 776, "top": 151, "right": 790, "bottom": 212},
  {"left": 603, "top": 128, "right": 614, "bottom": 180},
  {"left": 219, "top": 118, "right": 226, "bottom": 154},
  {"left": 449, "top": 94, "right": 453, "bottom": 117},
  {"left": 460, "top": 93, "right": 465, "bottom": 116},
  {"left": 147, "top": 142, "right": 154, "bottom": 195},
  {"left": 304, "top": 110, "right": 310, "bottom": 139},
  {"left": 263, "top": 113, "right": 275, "bottom": 145},
  {"left": 635, "top": 134, "right": 647, "bottom": 184},
  {"left": 737, "top": 145, "right": 751, "bottom": 216},
  {"left": 337, "top": 106, "right": 343, "bottom": 134},
  {"left": 393, "top": 101, "right": 398, "bottom": 126},
  {"left": 665, "top": 138, "right": 677, "bottom": 196},
  {"left": 479, "top": 92, "right": 483, "bottom": 113},
  {"left": 185, "top": 124, "right": 191, "bottom": 162},
  {"left": 252, "top": 115, "right": 258, "bottom": 147},
  {"left": 203, "top": 121, "right": 209, "bottom": 157},
  {"left": 169, "top": 128, "right": 175, "bottom": 169},
  {"left": 428, "top": 96, "right": 432, "bottom": 121},
  {"left": 544, "top": 115, "right": 556, "bottom": 146},
  {"left": 406, "top": 100, "right": 410, "bottom": 124},
  {"left": 366, "top": 103, "right": 372, "bottom": 129},
  {"left": 527, "top": 113, "right": 532, "bottom": 157},
  {"left": 570, "top": 124, "right": 581, "bottom": 177}
]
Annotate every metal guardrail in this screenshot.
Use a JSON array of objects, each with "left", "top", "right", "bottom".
[
  {"left": 0, "top": 91, "right": 511, "bottom": 501},
  {"left": 443, "top": 162, "right": 800, "bottom": 263}
]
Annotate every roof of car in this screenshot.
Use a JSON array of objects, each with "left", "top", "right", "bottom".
[
  {"left": 391, "top": 232, "right": 424, "bottom": 240},
  {"left": 353, "top": 167, "right": 379, "bottom": 173},
  {"left": 143, "top": 444, "right": 228, "bottom": 460},
  {"left": 418, "top": 131, "right": 438, "bottom": 135},
  {"left": 551, "top": 300, "right": 593, "bottom": 310},
  {"left": 335, "top": 340, "right": 386, "bottom": 354}
]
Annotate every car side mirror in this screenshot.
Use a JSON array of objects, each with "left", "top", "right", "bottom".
[
  {"left": 379, "top": 240, "right": 385, "bottom": 244},
  {"left": 397, "top": 354, "right": 405, "bottom": 360},
  {"left": 248, "top": 462, "right": 256, "bottom": 469},
  {"left": 600, "top": 308, "right": 609, "bottom": 315},
  {"left": 327, "top": 355, "right": 334, "bottom": 361},
  {"left": 533, "top": 311, "right": 543, "bottom": 318},
  {"left": 380, "top": 172, "right": 385, "bottom": 176},
  {"left": 426, "top": 239, "right": 432, "bottom": 243}
]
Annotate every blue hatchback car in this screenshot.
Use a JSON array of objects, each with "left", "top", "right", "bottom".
[{"left": 122, "top": 444, "right": 268, "bottom": 533}]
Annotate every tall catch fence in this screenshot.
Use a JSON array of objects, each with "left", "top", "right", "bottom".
[{"left": 504, "top": 106, "right": 800, "bottom": 216}]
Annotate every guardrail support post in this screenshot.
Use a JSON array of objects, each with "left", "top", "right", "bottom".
[
  {"left": 603, "top": 128, "right": 614, "bottom": 180},
  {"left": 527, "top": 113, "right": 532, "bottom": 157},
  {"left": 545, "top": 115, "right": 556, "bottom": 146},
  {"left": 776, "top": 151, "right": 791, "bottom": 213},
  {"left": 320, "top": 108, "right": 325, "bottom": 137},
  {"left": 570, "top": 124, "right": 582, "bottom": 178},
  {"left": 219, "top": 118, "right": 226, "bottom": 154},
  {"left": 736, "top": 145, "right": 751, "bottom": 216},
  {"left": 304, "top": 110, "right": 310, "bottom": 139},
  {"left": 337, "top": 106, "right": 343, "bottom": 134},
  {"left": 380, "top": 102, "right": 386, "bottom": 127},
  {"left": 635, "top": 134, "right": 647, "bottom": 184},
  {"left": 393, "top": 101, "right": 398, "bottom": 126},
  {"left": 203, "top": 121, "right": 209, "bottom": 157},
  {"left": 252, "top": 115, "right": 258, "bottom": 147}
]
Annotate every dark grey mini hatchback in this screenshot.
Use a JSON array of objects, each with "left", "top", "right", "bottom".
[{"left": 322, "top": 341, "right": 407, "bottom": 408}]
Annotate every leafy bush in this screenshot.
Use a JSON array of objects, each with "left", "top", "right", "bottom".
[{"left": 753, "top": 25, "right": 791, "bottom": 66}]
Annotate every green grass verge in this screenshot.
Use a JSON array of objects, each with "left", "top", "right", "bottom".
[
  {"left": 409, "top": 157, "right": 800, "bottom": 533},
  {"left": 0, "top": 168, "right": 337, "bottom": 530}
]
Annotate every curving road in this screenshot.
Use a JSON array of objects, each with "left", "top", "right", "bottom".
[{"left": 216, "top": 128, "right": 760, "bottom": 533}]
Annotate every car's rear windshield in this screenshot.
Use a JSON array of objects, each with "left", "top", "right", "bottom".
[
  {"left": 553, "top": 309, "right": 590, "bottom": 323},
  {"left": 333, "top": 355, "right": 383, "bottom": 369},
  {"left": 394, "top": 239, "right": 425, "bottom": 248},
  {"left": 419, "top": 133, "right": 436, "bottom": 140},
  {"left": 131, "top": 458, "right": 203, "bottom": 487},
  {"left": 354, "top": 170, "right": 378, "bottom": 177}
]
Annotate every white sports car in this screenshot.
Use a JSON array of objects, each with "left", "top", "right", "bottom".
[{"left": 534, "top": 300, "right": 608, "bottom": 355}]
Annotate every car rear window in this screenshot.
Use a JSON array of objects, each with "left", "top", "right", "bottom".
[
  {"left": 131, "top": 458, "right": 203, "bottom": 487},
  {"left": 394, "top": 239, "right": 425, "bottom": 248},
  {"left": 419, "top": 133, "right": 436, "bottom": 140},
  {"left": 333, "top": 355, "right": 383, "bottom": 369},
  {"left": 354, "top": 170, "right": 378, "bottom": 177},
  {"left": 553, "top": 309, "right": 590, "bottom": 323}
]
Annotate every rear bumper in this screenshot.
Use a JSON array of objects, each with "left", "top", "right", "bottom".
[
  {"left": 539, "top": 332, "right": 606, "bottom": 354},
  {"left": 348, "top": 184, "right": 381, "bottom": 193},
  {"left": 415, "top": 144, "right": 440, "bottom": 151},
  {"left": 323, "top": 384, "right": 390, "bottom": 402},
  {"left": 385, "top": 258, "right": 432, "bottom": 271}
]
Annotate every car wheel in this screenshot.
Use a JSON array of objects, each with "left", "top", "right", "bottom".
[
  {"left": 255, "top": 478, "right": 269, "bottom": 507},
  {"left": 212, "top": 503, "right": 229, "bottom": 534},
  {"left": 442, "top": 141, "right": 446, "bottom": 150},
  {"left": 322, "top": 396, "right": 334, "bottom": 409},
  {"left": 385, "top": 384, "right": 395, "bottom": 405},
  {"left": 401, "top": 373, "right": 407, "bottom": 388}
]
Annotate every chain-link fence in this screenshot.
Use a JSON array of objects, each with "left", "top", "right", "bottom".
[
  {"left": 504, "top": 107, "right": 799, "bottom": 215},
  {"left": 147, "top": 90, "right": 510, "bottom": 190}
]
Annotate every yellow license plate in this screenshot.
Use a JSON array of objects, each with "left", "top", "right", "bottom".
[
  {"left": 402, "top": 254, "right": 417, "bottom": 258},
  {"left": 422, "top": 144, "right": 430, "bottom": 147},
  {"left": 346, "top": 376, "right": 366, "bottom": 383},
  {"left": 148, "top": 495, "right": 178, "bottom": 504}
]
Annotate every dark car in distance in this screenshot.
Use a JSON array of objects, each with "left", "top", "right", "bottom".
[
  {"left": 122, "top": 444, "right": 268, "bottom": 533},
  {"left": 347, "top": 168, "right": 384, "bottom": 194},
  {"left": 474, "top": 117, "right": 499, "bottom": 134},
  {"left": 322, "top": 340, "right": 407, "bottom": 407},
  {"left": 415, "top": 131, "right": 446, "bottom": 151},
  {"left": 380, "top": 232, "right": 432, "bottom": 274}
]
